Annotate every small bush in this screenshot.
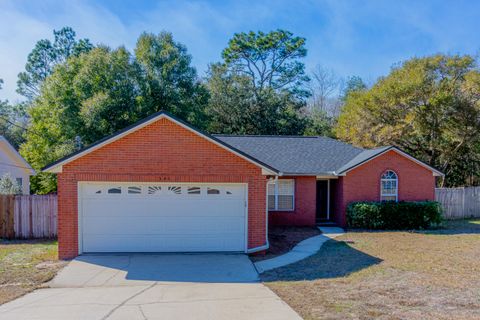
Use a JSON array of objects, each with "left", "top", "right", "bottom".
[
  {"left": 347, "top": 201, "right": 443, "bottom": 230},
  {"left": 0, "top": 173, "right": 22, "bottom": 195}
]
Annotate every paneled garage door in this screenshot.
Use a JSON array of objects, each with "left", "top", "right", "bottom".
[{"left": 79, "top": 183, "right": 247, "bottom": 253}]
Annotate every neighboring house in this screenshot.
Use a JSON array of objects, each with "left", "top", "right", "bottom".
[
  {"left": 0, "top": 136, "right": 35, "bottom": 194},
  {"left": 43, "top": 112, "right": 443, "bottom": 259}
]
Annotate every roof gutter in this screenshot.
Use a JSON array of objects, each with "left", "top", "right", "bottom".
[{"left": 273, "top": 172, "right": 338, "bottom": 177}]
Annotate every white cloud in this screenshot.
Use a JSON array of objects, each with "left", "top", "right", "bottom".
[
  {"left": 0, "top": 0, "right": 133, "bottom": 102},
  {"left": 0, "top": 0, "right": 279, "bottom": 101},
  {"left": 0, "top": 1, "right": 52, "bottom": 102}
]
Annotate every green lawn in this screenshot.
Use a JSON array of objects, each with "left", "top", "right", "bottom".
[
  {"left": 0, "top": 240, "right": 64, "bottom": 305},
  {"left": 262, "top": 219, "right": 480, "bottom": 320}
]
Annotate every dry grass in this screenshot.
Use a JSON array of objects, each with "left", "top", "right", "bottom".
[
  {"left": 0, "top": 240, "right": 65, "bottom": 305},
  {"left": 251, "top": 226, "right": 321, "bottom": 262},
  {"left": 262, "top": 219, "right": 480, "bottom": 320}
]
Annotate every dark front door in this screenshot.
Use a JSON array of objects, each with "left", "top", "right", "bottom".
[{"left": 316, "top": 180, "right": 329, "bottom": 221}]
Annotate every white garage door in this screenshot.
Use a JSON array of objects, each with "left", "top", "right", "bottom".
[{"left": 79, "top": 183, "right": 247, "bottom": 253}]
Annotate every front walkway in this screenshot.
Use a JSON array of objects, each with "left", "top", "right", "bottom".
[
  {"left": 255, "top": 227, "right": 344, "bottom": 273},
  {"left": 0, "top": 254, "right": 301, "bottom": 320}
]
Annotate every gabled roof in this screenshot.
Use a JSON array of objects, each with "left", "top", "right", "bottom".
[
  {"left": 42, "top": 111, "right": 444, "bottom": 177},
  {"left": 335, "top": 146, "right": 444, "bottom": 176},
  {"left": 214, "top": 135, "right": 363, "bottom": 175},
  {"left": 335, "top": 146, "right": 391, "bottom": 174},
  {"left": 42, "top": 111, "right": 279, "bottom": 174},
  {"left": 0, "top": 136, "right": 35, "bottom": 175}
]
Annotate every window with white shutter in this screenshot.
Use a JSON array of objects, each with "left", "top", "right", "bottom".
[{"left": 267, "top": 179, "right": 294, "bottom": 211}]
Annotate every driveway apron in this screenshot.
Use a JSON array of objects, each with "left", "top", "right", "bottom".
[{"left": 0, "top": 254, "right": 302, "bottom": 320}]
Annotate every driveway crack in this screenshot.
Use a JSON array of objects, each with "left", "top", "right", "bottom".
[
  {"left": 101, "top": 282, "right": 157, "bottom": 320},
  {"left": 138, "top": 305, "right": 148, "bottom": 320}
]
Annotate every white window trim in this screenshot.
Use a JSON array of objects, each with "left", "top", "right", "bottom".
[
  {"left": 268, "top": 178, "right": 295, "bottom": 212},
  {"left": 380, "top": 170, "right": 398, "bottom": 201}
]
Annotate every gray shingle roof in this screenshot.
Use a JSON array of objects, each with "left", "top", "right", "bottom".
[
  {"left": 42, "top": 110, "right": 442, "bottom": 176},
  {"left": 214, "top": 135, "right": 365, "bottom": 175},
  {"left": 336, "top": 146, "right": 392, "bottom": 174}
]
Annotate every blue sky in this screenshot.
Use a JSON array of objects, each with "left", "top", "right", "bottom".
[{"left": 1, "top": 0, "right": 479, "bottom": 102}]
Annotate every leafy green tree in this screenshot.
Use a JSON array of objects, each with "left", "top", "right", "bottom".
[
  {"left": 17, "top": 27, "right": 93, "bottom": 100},
  {"left": 0, "top": 173, "right": 22, "bottom": 195},
  {"left": 336, "top": 54, "right": 480, "bottom": 186},
  {"left": 304, "top": 109, "right": 334, "bottom": 137},
  {"left": 20, "top": 46, "right": 141, "bottom": 193},
  {"left": 21, "top": 32, "right": 207, "bottom": 194},
  {"left": 135, "top": 32, "right": 208, "bottom": 127},
  {"left": 206, "top": 30, "right": 309, "bottom": 135},
  {"left": 0, "top": 79, "right": 26, "bottom": 148},
  {"left": 222, "top": 30, "right": 309, "bottom": 97},
  {"left": 341, "top": 75, "right": 367, "bottom": 101}
]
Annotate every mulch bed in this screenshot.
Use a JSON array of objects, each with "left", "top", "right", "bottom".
[{"left": 251, "top": 226, "right": 321, "bottom": 262}]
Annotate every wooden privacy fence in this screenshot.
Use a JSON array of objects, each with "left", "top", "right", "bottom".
[
  {"left": 0, "top": 194, "right": 57, "bottom": 239},
  {"left": 435, "top": 187, "right": 480, "bottom": 219}
]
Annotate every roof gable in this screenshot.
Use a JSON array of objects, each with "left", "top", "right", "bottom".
[
  {"left": 0, "top": 136, "right": 35, "bottom": 175},
  {"left": 42, "top": 112, "right": 279, "bottom": 174},
  {"left": 336, "top": 146, "right": 444, "bottom": 176}
]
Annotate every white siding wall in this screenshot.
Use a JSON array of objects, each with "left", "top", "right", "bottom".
[{"left": 0, "top": 144, "right": 31, "bottom": 194}]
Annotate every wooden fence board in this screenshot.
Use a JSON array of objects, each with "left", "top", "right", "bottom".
[
  {"left": 435, "top": 187, "right": 480, "bottom": 219},
  {"left": 1, "top": 194, "right": 57, "bottom": 239},
  {"left": 4, "top": 196, "right": 15, "bottom": 239}
]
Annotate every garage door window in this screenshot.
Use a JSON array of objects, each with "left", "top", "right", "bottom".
[
  {"left": 148, "top": 186, "right": 162, "bottom": 195},
  {"left": 207, "top": 187, "right": 220, "bottom": 195},
  {"left": 107, "top": 187, "right": 121, "bottom": 194},
  {"left": 187, "top": 187, "right": 201, "bottom": 194},
  {"left": 168, "top": 186, "right": 182, "bottom": 194},
  {"left": 128, "top": 186, "right": 141, "bottom": 194},
  {"left": 83, "top": 184, "right": 242, "bottom": 197}
]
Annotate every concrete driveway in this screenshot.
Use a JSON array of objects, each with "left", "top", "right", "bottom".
[{"left": 0, "top": 254, "right": 301, "bottom": 320}]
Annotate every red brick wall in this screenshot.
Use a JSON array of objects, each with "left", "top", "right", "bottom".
[
  {"left": 57, "top": 117, "right": 267, "bottom": 259},
  {"left": 333, "top": 150, "right": 436, "bottom": 227},
  {"left": 269, "top": 176, "right": 317, "bottom": 226}
]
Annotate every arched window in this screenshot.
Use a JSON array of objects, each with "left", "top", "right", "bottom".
[{"left": 380, "top": 170, "right": 398, "bottom": 201}]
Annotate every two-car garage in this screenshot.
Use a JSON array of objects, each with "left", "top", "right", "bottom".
[
  {"left": 79, "top": 182, "right": 248, "bottom": 253},
  {"left": 46, "top": 112, "right": 272, "bottom": 259}
]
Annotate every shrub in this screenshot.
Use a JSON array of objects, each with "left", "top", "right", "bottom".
[
  {"left": 347, "top": 201, "right": 443, "bottom": 230},
  {"left": 0, "top": 173, "right": 22, "bottom": 195}
]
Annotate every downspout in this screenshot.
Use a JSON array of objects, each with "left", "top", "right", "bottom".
[{"left": 246, "top": 172, "right": 282, "bottom": 254}]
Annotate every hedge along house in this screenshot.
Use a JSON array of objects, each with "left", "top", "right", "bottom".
[{"left": 43, "top": 111, "right": 443, "bottom": 259}]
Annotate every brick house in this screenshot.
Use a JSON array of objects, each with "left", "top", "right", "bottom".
[{"left": 43, "top": 112, "right": 443, "bottom": 259}]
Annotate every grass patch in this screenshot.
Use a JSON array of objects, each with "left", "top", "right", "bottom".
[
  {"left": 0, "top": 240, "right": 65, "bottom": 305},
  {"left": 262, "top": 219, "right": 480, "bottom": 320}
]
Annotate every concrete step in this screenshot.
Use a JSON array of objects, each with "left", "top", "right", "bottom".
[{"left": 316, "top": 221, "right": 339, "bottom": 227}]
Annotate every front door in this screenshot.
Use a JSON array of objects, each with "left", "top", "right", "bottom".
[{"left": 316, "top": 180, "right": 329, "bottom": 221}]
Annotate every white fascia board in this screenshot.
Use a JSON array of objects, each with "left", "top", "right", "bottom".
[
  {"left": 262, "top": 168, "right": 281, "bottom": 176},
  {"left": 0, "top": 137, "right": 35, "bottom": 175}
]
